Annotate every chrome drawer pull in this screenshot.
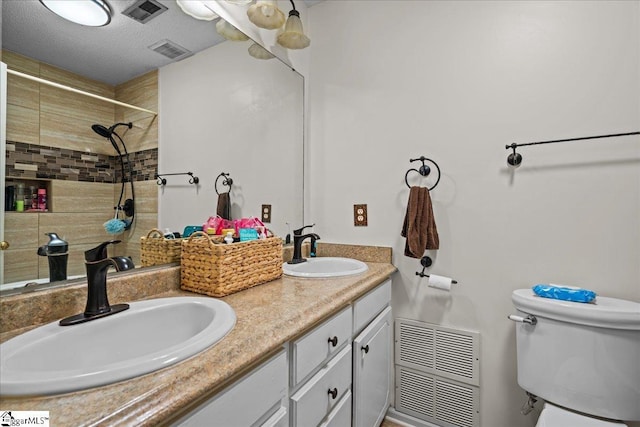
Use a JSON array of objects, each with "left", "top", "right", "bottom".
[
  {"left": 508, "top": 314, "right": 537, "bottom": 325},
  {"left": 328, "top": 388, "right": 338, "bottom": 399},
  {"left": 328, "top": 336, "right": 338, "bottom": 347}
]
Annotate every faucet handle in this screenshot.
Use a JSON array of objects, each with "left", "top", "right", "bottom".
[
  {"left": 85, "top": 240, "right": 121, "bottom": 262},
  {"left": 293, "top": 224, "right": 315, "bottom": 236}
]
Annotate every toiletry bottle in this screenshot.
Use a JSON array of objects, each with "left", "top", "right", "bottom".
[
  {"left": 30, "top": 186, "right": 38, "bottom": 210},
  {"left": 6, "top": 186, "right": 15, "bottom": 211},
  {"left": 224, "top": 232, "right": 234, "bottom": 244},
  {"left": 37, "top": 188, "right": 47, "bottom": 211},
  {"left": 16, "top": 183, "right": 25, "bottom": 211}
]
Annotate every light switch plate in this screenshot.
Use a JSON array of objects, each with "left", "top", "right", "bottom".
[
  {"left": 354, "top": 204, "right": 367, "bottom": 226},
  {"left": 261, "top": 204, "right": 271, "bottom": 223}
]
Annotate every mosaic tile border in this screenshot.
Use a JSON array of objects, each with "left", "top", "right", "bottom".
[{"left": 5, "top": 141, "right": 158, "bottom": 184}]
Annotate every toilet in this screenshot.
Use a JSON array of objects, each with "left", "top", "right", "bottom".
[{"left": 509, "top": 289, "right": 640, "bottom": 427}]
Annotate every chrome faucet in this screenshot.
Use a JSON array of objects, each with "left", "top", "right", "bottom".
[
  {"left": 289, "top": 224, "right": 320, "bottom": 264},
  {"left": 59, "top": 240, "right": 135, "bottom": 326}
]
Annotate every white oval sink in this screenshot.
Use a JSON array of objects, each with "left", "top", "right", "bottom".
[
  {"left": 283, "top": 257, "right": 368, "bottom": 278},
  {"left": 0, "top": 296, "right": 235, "bottom": 396}
]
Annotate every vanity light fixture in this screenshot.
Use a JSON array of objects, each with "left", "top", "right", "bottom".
[
  {"left": 216, "top": 18, "right": 250, "bottom": 41},
  {"left": 248, "top": 42, "right": 276, "bottom": 60},
  {"left": 176, "top": 0, "right": 219, "bottom": 21},
  {"left": 277, "top": 0, "right": 310, "bottom": 49},
  {"left": 39, "top": 0, "right": 112, "bottom": 27},
  {"left": 247, "top": 0, "right": 285, "bottom": 30}
]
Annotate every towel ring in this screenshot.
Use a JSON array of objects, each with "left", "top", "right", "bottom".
[
  {"left": 215, "top": 172, "right": 233, "bottom": 195},
  {"left": 404, "top": 156, "right": 440, "bottom": 190}
]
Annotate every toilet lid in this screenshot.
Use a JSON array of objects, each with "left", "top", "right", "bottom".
[{"left": 537, "top": 403, "right": 627, "bottom": 427}]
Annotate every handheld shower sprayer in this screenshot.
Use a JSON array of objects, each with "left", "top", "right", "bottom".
[{"left": 92, "top": 122, "right": 135, "bottom": 234}]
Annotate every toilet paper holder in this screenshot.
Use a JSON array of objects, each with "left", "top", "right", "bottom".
[{"left": 415, "top": 256, "right": 458, "bottom": 284}]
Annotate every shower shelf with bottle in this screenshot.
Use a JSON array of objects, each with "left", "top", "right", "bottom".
[{"left": 4, "top": 178, "right": 51, "bottom": 213}]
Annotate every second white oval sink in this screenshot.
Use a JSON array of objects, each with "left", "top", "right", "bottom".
[
  {"left": 0, "top": 296, "right": 236, "bottom": 396},
  {"left": 283, "top": 257, "right": 368, "bottom": 278}
]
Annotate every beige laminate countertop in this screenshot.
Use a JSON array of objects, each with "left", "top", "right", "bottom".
[{"left": 0, "top": 261, "right": 396, "bottom": 426}]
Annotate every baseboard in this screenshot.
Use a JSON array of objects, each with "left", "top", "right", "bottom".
[{"left": 386, "top": 408, "right": 442, "bottom": 427}]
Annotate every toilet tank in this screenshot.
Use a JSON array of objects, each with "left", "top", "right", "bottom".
[{"left": 510, "top": 289, "right": 640, "bottom": 421}]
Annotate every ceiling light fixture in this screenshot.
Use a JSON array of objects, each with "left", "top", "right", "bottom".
[
  {"left": 247, "top": 0, "right": 285, "bottom": 30},
  {"left": 176, "top": 0, "right": 219, "bottom": 21},
  {"left": 277, "top": 0, "right": 310, "bottom": 49},
  {"left": 248, "top": 42, "right": 275, "bottom": 60},
  {"left": 39, "top": 0, "right": 112, "bottom": 27},
  {"left": 216, "top": 19, "right": 250, "bottom": 41}
]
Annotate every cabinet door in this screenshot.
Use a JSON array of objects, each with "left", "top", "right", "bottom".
[
  {"left": 353, "top": 306, "right": 392, "bottom": 427},
  {"left": 174, "top": 350, "right": 287, "bottom": 427}
]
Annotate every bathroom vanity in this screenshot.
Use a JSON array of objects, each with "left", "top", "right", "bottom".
[
  {"left": 174, "top": 279, "right": 392, "bottom": 427},
  {"left": 0, "top": 245, "right": 396, "bottom": 427}
]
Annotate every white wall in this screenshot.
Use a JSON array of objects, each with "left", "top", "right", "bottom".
[
  {"left": 307, "top": 1, "right": 639, "bottom": 426},
  {"left": 158, "top": 39, "right": 304, "bottom": 238}
]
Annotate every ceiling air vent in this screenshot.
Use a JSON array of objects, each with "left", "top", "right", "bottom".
[
  {"left": 148, "top": 39, "right": 193, "bottom": 61},
  {"left": 122, "top": 0, "right": 168, "bottom": 24}
]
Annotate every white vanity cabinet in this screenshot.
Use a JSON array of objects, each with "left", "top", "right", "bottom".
[
  {"left": 173, "top": 278, "right": 393, "bottom": 427},
  {"left": 173, "top": 349, "right": 288, "bottom": 427},
  {"left": 352, "top": 280, "right": 392, "bottom": 427}
]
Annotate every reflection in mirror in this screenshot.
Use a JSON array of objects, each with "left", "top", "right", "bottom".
[
  {"left": 1, "top": 2, "right": 304, "bottom": 296},
  {"left": 158, "top": 32, "right": 304, "bottom": 242},
  {"left": 1, "top": 51, "right": 159, "bottom": 294}
]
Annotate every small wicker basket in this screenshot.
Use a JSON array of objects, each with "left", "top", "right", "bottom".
[
  {"left": 180, "top": 231, "right": 283, "bottom": 297},
  {"left": 140, "top": 228, "right": 183, "bottom": 267}
]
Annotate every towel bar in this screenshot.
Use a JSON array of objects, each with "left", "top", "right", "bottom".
[{"left": 155, "top": 172, "right": 199, "bottom": 186}]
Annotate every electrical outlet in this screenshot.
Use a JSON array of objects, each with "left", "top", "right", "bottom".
[
  {"left": 261, "top": 204, "right": 272, "bottom": 223},
  {"left": 354, "top": 204, "right": 367, "bottom": 226}
]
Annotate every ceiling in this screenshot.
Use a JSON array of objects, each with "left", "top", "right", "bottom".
[{"left": 2, "top": 0, "right": 320, "bottom": 86}]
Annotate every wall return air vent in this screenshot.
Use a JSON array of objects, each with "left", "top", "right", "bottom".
[
  {"left": 122, "top": 0, "right": 168, "bottom": 24},
  {"left": 148, "top": 40, "right": 193, "bottom": 61},
  {"left": 394, "top": 318, "right": 480, "bottom": 427}
]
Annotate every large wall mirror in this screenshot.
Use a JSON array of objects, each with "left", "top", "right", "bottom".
[{"left": 0, "top": 0, "right": 304, "bottom": 295}]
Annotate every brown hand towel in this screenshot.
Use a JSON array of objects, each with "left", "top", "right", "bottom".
[
  {"left": 401, "top": 186, "right": 439, "bottom": 258},
  {"left": 217, "top": 191, "right": 231, "bottom": 220}
]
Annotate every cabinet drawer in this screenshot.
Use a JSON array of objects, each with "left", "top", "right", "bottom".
[
  {"left": 319, "top": 390, "right": 352, "bottom": 427},
  {"left": 261, "top": 406, "right": 288, "bottom": 427},
  {"left": 175, "top": 350, "right": 287, "bottom": 427},
  {"left": 291, "top": 306, "right": 352, "bottom": 386},
  {"left": 290, "top": 345, "right": 352, "bottom": 427},
  {"left": 353, "top": 279, "right": 391, "bottom": 335}
]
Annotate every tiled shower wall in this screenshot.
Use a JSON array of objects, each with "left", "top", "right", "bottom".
[{"left": 6, "top": 141, "right": 158, "bottom": 183}]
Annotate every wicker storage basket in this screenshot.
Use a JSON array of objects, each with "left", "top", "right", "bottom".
[
  {"left": 140, "top": 228, "right": 183, "bottom": 267},
  {"left": 180, "top": 231, "right": 283, "bottom": 297}
]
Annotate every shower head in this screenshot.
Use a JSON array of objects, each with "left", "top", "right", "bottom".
[
  {"left": 91, "top": 122, "right": 132, "bottom": 138},
  {"left": 91, "top": 122, "right": 132, "bottom": 155},
  {"left": 91, "top": 124, "right": 112, "bottom": 139}
]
